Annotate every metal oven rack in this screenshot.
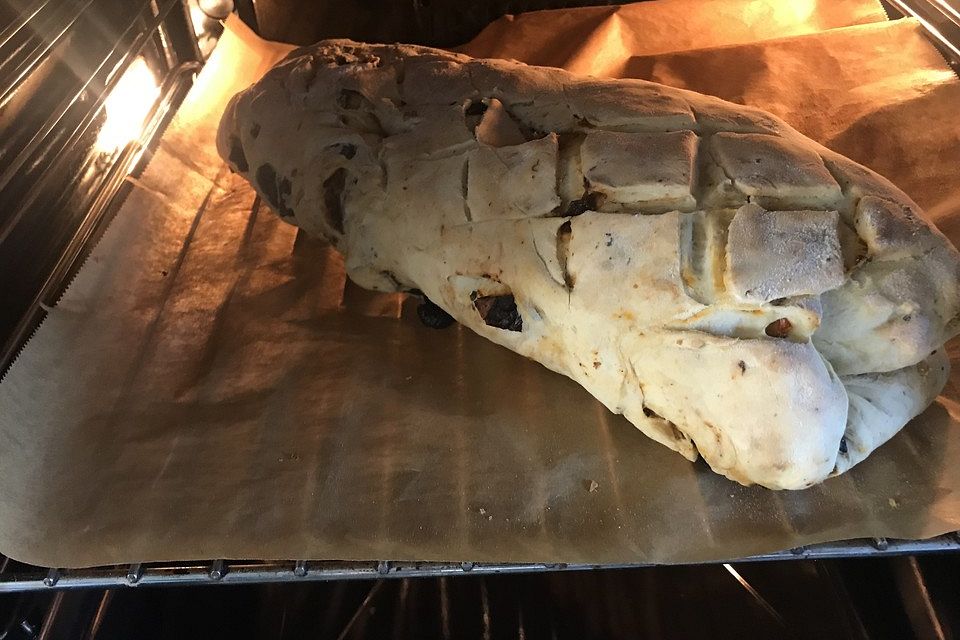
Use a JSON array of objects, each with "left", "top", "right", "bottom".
[
  {"left": 0, "top": 0, "right": 203, "bottom": 368},
  {"left": 1, "top": 535, "right": 959, "bottom": 592},
  {"left": 884, "top": 0, "right": 960, "bottom": 72},
  {"left": 1, "top": 0, "right": 960, "bottom": 594}
]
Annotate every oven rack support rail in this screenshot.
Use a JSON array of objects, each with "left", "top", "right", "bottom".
[{"left": 1, "top": 534, "right": 959, "bottom": 592}]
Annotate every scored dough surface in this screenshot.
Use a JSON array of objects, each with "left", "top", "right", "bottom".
[{"left": 218, "top": 40, "right": 960, "bottom": 489}]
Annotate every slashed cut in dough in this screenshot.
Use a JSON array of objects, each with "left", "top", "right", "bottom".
[{"left": 218, "top": 40, "right": 960, "bottom": 489}]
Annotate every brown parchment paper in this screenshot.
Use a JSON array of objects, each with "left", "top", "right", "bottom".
[
  {"left": 2, "top": 0, "right": 960, "bottom": 568},
  {"left": 459, "top": 0, "right": 889, "bottom": 75}
]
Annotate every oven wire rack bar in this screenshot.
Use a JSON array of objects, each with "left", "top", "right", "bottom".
[
  {"left": 885, "top": 0, "right": 960, "bottom": 69},
  {"left": 1, "top": 534, "right": 959, "bottom": 592},
  {"left": 0, "top": 0, "right": 202, "bottom": 374}
]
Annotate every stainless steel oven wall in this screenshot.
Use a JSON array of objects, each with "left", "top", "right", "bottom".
[
  {"left": 0, "top": 0, "right": 202, "bottom": 373},
  {"left": 884, "top": 0, "right": 960, "bottom": 70},
  {"left": 242, "top": 0, "right": 960, "bottom": 59}
]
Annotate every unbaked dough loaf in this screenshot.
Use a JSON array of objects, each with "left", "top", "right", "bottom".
[{"left": 217, "top": 40, "right": 959, "bottom": 489}]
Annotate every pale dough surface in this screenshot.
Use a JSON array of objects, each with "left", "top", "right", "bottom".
[{"left": 218, "top": 40, "right": 959, "bottom": 489}]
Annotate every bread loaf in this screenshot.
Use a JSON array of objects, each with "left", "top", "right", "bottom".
[{"left": 217, "top": 40, "right": 959, "bottom": 489}]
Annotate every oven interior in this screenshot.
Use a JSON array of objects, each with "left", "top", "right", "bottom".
[{"left": 1, "top": 0, "right": 959, "bottom": 636}]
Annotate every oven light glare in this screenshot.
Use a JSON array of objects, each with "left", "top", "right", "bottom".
[
  {"left": 95, "top": 58, "right": 160, "bottom": 153},
  {"left": 782, "top": 0, "right": 816, "bottom": 22},
  {"left": 190, "top": 5, "right": 208, "bottom": 37}
]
